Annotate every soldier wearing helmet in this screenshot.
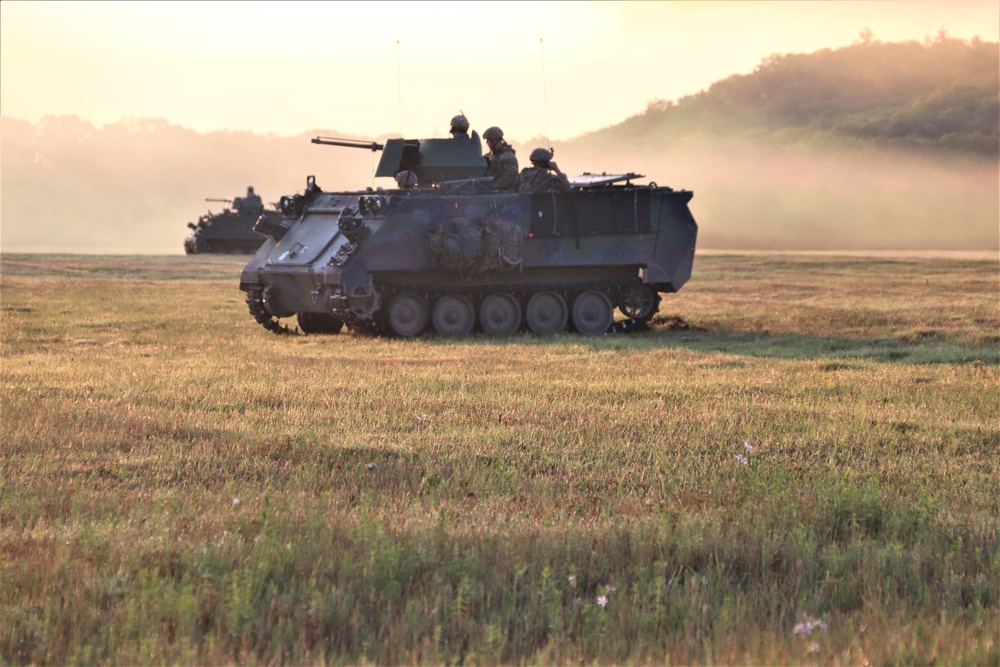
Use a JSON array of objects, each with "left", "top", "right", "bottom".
[
  {"left": 235, "top": 185, "right": 264, "bottom": 214},
  {"left": 518, "top": 147, "right": 570, "bottom": 194},
  {"left": 449, "top": 114, "right": 470, "bottom": 138},
  {"left": 482, "top": 126, "right": 519, "bottom": 191}
]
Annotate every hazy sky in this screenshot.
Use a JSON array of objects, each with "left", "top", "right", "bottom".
[{"left": 2, "top": 0, "right": 998, "bottom": 143}]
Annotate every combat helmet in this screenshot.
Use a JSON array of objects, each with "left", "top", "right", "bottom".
[
  {"left": 450, "top": 115, "right": 470, "bottom": 134},
  {"left": 530, "top": 148, "right": 553, "bottom": 164},
  {"left": 483, "top": 126, "right": 504, "bottom": 141}
]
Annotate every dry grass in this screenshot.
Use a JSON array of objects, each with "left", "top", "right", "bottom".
[{"left": 1, "top": 252, "right": 997, "bottom": 664}]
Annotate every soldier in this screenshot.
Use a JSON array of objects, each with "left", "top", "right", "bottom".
[
  {"left": 241, "top": 186, "right": 263, "bottom": 213},
  {"left": 518, "top": 147, "right": 570, "bottom": 193},
  {"left": 482, "top": 126, "right": 518, "bottom": 191},
  {"left": 449, "top": 114, "right": 470, "bottom": 138},
  {"left": 394, "top": 170, "right": 419, "bottom": 189}
]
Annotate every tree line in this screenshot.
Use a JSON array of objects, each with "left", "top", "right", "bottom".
[{"left": 571, "top": 35, "right": 999, "bottom": 157}]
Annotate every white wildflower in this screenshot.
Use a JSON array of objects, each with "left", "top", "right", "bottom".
[
  {"left": 597, "top": 595, "right": 608, "bottom": 608},
  {"left": 794, "top": 619, "right": 828, "bottom": 635}
]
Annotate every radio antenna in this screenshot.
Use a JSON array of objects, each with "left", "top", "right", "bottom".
[
  {"left": 539, "top": 37, "right": 551, "bottom": 148},
  {"left": 396, "top": 40, "right": 403, "bottom": 137}
]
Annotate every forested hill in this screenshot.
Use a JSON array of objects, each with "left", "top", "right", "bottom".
[{"left": 571, "top": 36, "right": 999, "bottom": 157}]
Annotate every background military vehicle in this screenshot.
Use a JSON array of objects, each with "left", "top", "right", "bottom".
[
  {"left": 239, "top": 134, "right": 697, "bottom": 336},
  {"left": 184, "top": 188, "right": 278, "bottom": 254}
]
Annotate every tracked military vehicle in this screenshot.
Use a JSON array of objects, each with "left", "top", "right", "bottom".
[
  {"left": 239, "top": 134, "right": 697, "bottom": 336},
  {"left": 184, "top": 190, "right": 277, "bottom": 255}
]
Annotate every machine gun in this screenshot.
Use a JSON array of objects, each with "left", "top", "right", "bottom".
[
  {"left": 311, "top": 137, "right": 383, "bottom": 151},
  {"left": 204, "top": 197, "right": 261, "bottom": 215}
]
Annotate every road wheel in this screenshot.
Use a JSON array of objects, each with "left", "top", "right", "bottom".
[
  {"left": 572, "top": 290, "right": 613, "bottom": 335},
  {"left": 479, "top": 293, "right": 521, "bottom": 336},
  {"left": 387, "top": 292, "right": 428, "bottom": 337},
  {"left": 432, "top": 294, "right": 475, "bottom": 336},
  {"left": 525, "top": 291, "right": 568, "bottom": 334}
]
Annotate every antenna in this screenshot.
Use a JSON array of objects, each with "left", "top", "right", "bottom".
[
  {"left": 396, "top": 40, "right": 402, "bottom": 137},
  {"left": 539, "top": 37, "right": 550, "bottom": 148}
]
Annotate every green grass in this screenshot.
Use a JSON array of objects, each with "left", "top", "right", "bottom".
[{"left": 1, "top": 252, "right": 998, "bottom": 665}]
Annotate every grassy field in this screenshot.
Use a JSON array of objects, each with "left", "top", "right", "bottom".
[{"left": 1, "top": 251, "right": 997, "bottom": 665}]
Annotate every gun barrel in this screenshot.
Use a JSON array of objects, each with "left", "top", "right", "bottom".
[
  {"left": 312, "top": 137, "right": 383, "bottom": 151},
  {"left": 204, "top": 198, "right": 230, "bottom": 202}
]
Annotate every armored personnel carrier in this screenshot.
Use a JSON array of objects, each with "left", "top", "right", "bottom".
[
  {"left": 184, "top": 188, "right": 278, "bottom": 254},
  {"left": 239, "top": 135, "right": 697, "bottom": 336}
]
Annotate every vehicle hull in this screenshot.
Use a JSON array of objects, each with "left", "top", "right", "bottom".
[{"left": 240, "top": 183, "right": 697, "bottom": 336}]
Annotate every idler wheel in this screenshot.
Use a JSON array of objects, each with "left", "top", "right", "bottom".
[
  {"left": 432, "top": 295, "right": 475, "bottom": 336},
  {"left": 387, "top": 292, "right": 429, "bottom": 337},
  {"left": 479, "top": 293, "right": 521, "bottom": 336},
  {"left": 525, "top": 291, "right": 568, "bottom": 334},
  {"left": 571, "top": 291, "right": 614, "bottom": 335},
  {"left": 617, "top": 284, "right": 660, "bottom": 321}
]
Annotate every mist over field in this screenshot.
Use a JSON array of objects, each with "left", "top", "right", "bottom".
[
  {"left": 1, "top": 37, "right": 997, "bottom": 254},
  {"left": 0, "top": 117, "right": 381, "bottom": 254},
  {"left": 563, "top": 145, "right": 999, "bottom": 251},
  {"left": 1, "top": 116, "right": 995, "bottom": 254}
]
